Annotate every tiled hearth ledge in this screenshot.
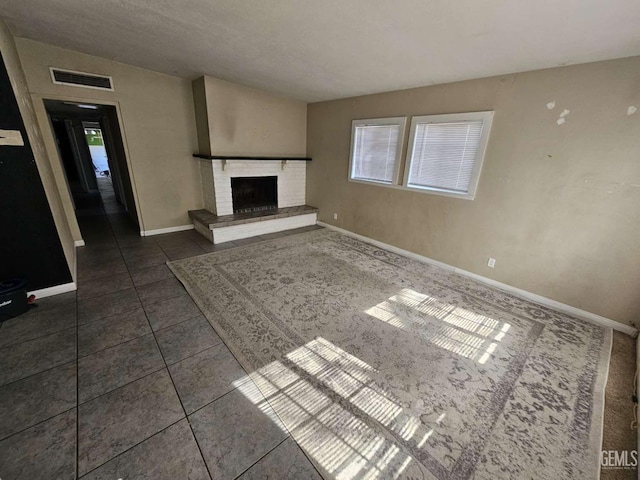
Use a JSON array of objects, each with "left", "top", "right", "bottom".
[{"left": 189, "top": 205, "right": 318, "bottom": 244}]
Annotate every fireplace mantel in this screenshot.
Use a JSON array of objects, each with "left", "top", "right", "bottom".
[
  {"left": 194, "top": 154, "right": 311, "bottom": 172},
  {"left": 193, "top": 154, "right": 312, "bottom": 161}
]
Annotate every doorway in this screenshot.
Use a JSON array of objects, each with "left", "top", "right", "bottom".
[{"left": 44, "top": 100, "right": 139, "bottom": 227}]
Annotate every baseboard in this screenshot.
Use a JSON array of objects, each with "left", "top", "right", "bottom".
[
  {"left": 317, "top": 221, "right": 638, "bottom": 337},
  {"left": 140, "top": 224, "right": 194, "bottom": 237},
  {"left": 74, "top": 239, "right": 85, "bottom": 247},
  {"left": 28, "top": 281, "right": 77, "bottom": 299}
]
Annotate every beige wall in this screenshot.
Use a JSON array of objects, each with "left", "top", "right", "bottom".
[
  {"left": 307, "top": 56, "right": 640, "bottom": 327},
  {"left": 0, "top": 20, "right": 76, "bottom": 281},
  {"left": 200, "top": 76, "right": 306, "bottom": 156},
  {"left": 15, "top": 38, "right": 201, "bottom": 234}
]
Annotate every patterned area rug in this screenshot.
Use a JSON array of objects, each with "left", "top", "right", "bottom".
[{"left": 168, "top": 229, "right": 611, "bottom": 480}]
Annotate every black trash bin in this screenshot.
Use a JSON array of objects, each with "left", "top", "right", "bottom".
[{"left": 0, "top": 279, "right": 28, "bottom": 322}]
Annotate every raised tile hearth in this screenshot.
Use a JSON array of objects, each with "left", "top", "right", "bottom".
[{"left": 189, "top": 205, "right": 318, "bottom": 244}]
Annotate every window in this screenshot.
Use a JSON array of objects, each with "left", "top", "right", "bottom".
[
  {"left": 404, "top": 111, "right": 493, "bottom": 199},
  {"left": 349, "top": 117, "right": 406, "bottom": 185}
]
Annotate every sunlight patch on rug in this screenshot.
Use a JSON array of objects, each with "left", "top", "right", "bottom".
[{"left": 365, "top": 288, "right": 512, "bottom": 364}]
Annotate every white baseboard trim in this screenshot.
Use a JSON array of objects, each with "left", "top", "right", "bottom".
[
  {"left": 28, "top": 282, "right": 77, "bottom": 299},
  {"left": 140, "top": 224, "right": 194, "bottom": 237},
  {"left": 317, "top": 221, "right": 638, "bottom": 337},
  {"left": 74, "top": 239, "right": 85, "bottom": 247}
]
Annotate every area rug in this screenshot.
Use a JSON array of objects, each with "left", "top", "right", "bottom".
[{"left": 168, "top": 229, "right": 611, "bottom": 480}]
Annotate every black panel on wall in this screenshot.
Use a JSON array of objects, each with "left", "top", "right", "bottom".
[{"left": 0, "top": 52, "right": 71, "bottom": 291}]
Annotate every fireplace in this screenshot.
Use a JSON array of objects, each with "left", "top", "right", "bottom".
[
  {"left": 231, "top": 176, "right": 278, "bottom": 213},
  {"left": 192, "top": 159, "right": 316, "bottom": 244}
]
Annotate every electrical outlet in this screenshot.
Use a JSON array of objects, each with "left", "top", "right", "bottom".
[
  {"left": 487, "top": 257, "right": 496, "bottom": 268},
  {"left": 333, "top": 213, "right": 338, "bottom": 220}
]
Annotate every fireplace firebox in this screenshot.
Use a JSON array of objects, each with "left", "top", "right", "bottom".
[{"left": 231, "top": 176, "right": 278, "bottom": 213}]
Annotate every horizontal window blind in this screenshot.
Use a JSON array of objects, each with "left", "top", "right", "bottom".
[
  {"left": 408, "top": 120, "right": 484, "bottom": 193},
  {"left": 351, "top": 124, "right": 401, "bottom": 183}
]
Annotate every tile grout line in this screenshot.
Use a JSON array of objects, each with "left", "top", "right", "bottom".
[
  {"left": 0, "top": 323, "right": 77, "bottom": 354},
  {"left": 76, "top": 301, "right": 141, "bottom": 327},
  {"left": 125, "top": 225, "right": 305, "bottom": 478},
  {"left": 76, "top": 284, "right": 134, "bottom": 303},
  {"left": 77, "top": 329, "right": 155, "bottom": 360},
  {"left": 134, "top": 291, "right": 215, "bottom": 480},
  {"left": 77, "top": 309, "right": 210, "bottom": 363},
  {"left": 174, "top": 226, "right": 327, "bottom": 480},
  {"left": 76, "top": 413, "right": 187, "bottom": 478},
  {"left": 111, "top": 214, "right": 216, "bottom": 480},
  {"left": 0, "top": 320, "right": 77, "bottom": 350},
  {"left": 161, "top": 339, "right": 224, "bottom": 367},
  {"left": 75, "top": 287, "right": 80, "bottom": 480},
  {"left": 77, "top": 212, "right": 162, "bottom": 477},
  {"left": 231, "top": 435, "right": 291, "bottom": 480},
  {"left": 76, "top": 261, "right": 129, "bottom": 283},
  {"left": 74, "top": 295, "right": 221, "bottom": 407},
  {"left": 75, "top": 330, "right": 224, "bottom": 408},
  {"left": 183, "top": 377, "right": 249, "bottom": 417},
  {"left": 76, "top": 286, "right": 182, "bottom": 327},
  {"left": 76, "top": 207, "right": 123, "bottom": 478},
  {"left": 167, "top": 250, "right": 326, "bottom": 479},
  {"left": 192, "top": 339, "right": 326, "bottom": 480},
  {"left": 149, "top": 312, "right": 209, "bottom": 336},
  {"left": 158, "top": 242, "right": 206, "bottom": 255},
  {"left": 0, "top": 404, "right": 77, "bottom": 444},
  {"left": 10, "top": 213, "right": 320, "bottom": 477},
  {"left": 152, "top": 260, "right": 267, "bottom": 422},
  {"left": 0, "top": 357, "right": 76, "bottom": 390},
  {"left": 77, "top": 364, "right": 167, "bottom": 407}
]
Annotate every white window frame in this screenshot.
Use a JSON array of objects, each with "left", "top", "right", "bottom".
[
  {"left": 348, "top": 117, "right": 407, "bottom": 186},
  {"left": 403, "top": 111, "right": 494, "bottom": 200}
]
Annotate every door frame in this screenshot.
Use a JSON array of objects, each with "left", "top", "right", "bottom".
[{"left": 33, "top": 93, "right": 144, "bottom": 242}]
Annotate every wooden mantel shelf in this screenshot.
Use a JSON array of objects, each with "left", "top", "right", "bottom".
[
  {"left": 193, "top": 153, "right": 311, "bottom": 171},
  {"left": 193, "top": 154, "right": 312, "bottom": 161}
]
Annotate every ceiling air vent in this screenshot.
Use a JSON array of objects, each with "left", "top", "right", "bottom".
[{"left": 49, "top": 68, "right": 114, "bottom": 91}]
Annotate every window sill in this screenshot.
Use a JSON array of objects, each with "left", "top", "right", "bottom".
[{"left": 347, "top": 178, "right": 476, "bottom": 201}]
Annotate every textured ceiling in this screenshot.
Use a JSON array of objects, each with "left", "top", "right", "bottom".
[{"left": 2, "top": 0, "right": 640, "bottom": 102}]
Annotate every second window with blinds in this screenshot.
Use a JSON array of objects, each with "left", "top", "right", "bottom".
[{"left": 348, "top": 111, "right": 494, "bottom": 200}]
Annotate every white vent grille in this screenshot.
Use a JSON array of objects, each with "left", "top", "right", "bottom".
[{"left": 49, "top": 68, "right": 113, "bottom": 91}]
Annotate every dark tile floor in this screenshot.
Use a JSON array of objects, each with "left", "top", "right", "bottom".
[{"left": 0, "top": 204, "right": 323, "bottom": 479}]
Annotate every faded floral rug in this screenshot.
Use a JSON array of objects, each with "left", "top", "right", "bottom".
[{"left": 168, "top": 229, "right": 611, "bottom": 480}]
